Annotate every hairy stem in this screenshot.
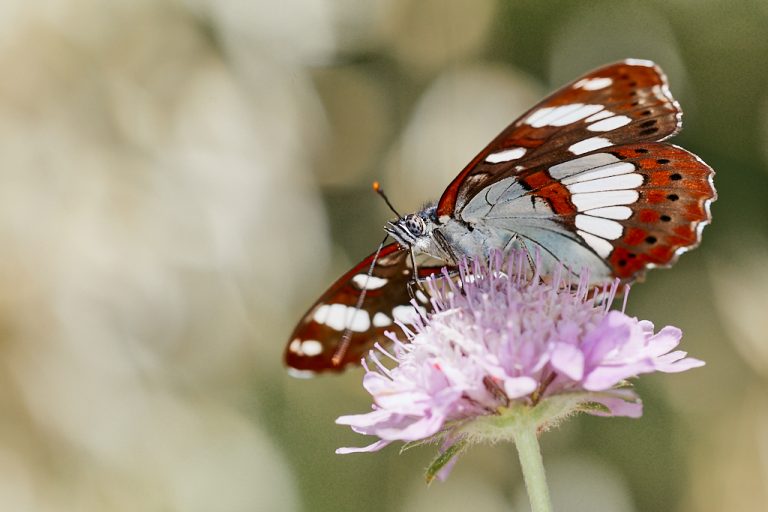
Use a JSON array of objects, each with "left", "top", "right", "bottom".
[{"left": 513, "top": 418, "right": 553, "bottom": 512}]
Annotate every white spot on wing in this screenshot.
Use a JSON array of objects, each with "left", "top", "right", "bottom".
[
  {"left": 624, "top": 58, "right": 654, "bottom": 67},
  {"left": 576, "top": 215, "right": 623, "bottom": 240},
  {"left": 569, "top": 137, "right": 613, "bottom": 155},
  {"left": 571, "top": 189, "right": 639, "bottom": 211},
  {"left": 553, "top": 104, "right": 605, "bottom": 126},
  {"left": 373, "top": 312, "right": 392, "bottom": 327},
  {"left": 525, "top": 106, "right": 556, "bottom": 126},
  {"left": 348, "top": 310, "right": 371, "bottom": 332},
  {"left": 301, "top": 339, "right": 323, "bottom": 356},
  {"left": 574, "top": 77, "right": 613, "bottom": 90},
  {"left": 313, "top": 305, "right": 330, "bottom": 325},
  {"left": 577, "top": 230, "right": 614, "bottom": 258},
  {"left": 588, "top": 115, "right": 632, "bottom": 132},
  {"left": 585, "top": 110, "right": 613, "bottom": 122},
  {"left": 415, "top": 290, "right": 429, "bottom": 303},
  {"left": 392, "top": 305, "right": 426, "bottom": 325},
  {"left": 584, "top": 206, "right": 633, "bottom": 220},
  {"left": 287, "top": 368, "right": 317, "bottom": 378},
  {"left": 549, "top": 153, "right": 619, "bottom": 180},
  {"left": 313, "top": 304, "right": 371, "bottom": 332},
  {"left": 526, "top": 103, "right": 604, "bottom": 128},
  {"left": 486, "top": 147, "right": 527, "bottom": 163},
  {"left": 561, "top": 162, "right": 635, "bottom": 185},
  {"left": 566, "top": 173, "right": 643, "bottom": 194},
  {"left": 531, "top": 104, "right": 581, "bottom": 127},
  {"left": 351, "top": 274, "right": 388, "bottom": 290},
  {"left": 289, "top": 338, "right": 302, "bottom": 354}
]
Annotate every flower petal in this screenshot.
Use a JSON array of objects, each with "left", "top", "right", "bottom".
[
  {"left": 336, "top": 409, "right": 394, "bottom": 429},
  {"left": 654, "top": 353, "right": 706, "bottom": 373},
  {"left": 582, "top": 361, "right": 656, "bottom": 390},
  {"left": 585, "top": 393, "right": 643, "bottom": 418},
  {"left": 377, "top": 413, "right": 446, "bottom": 441},
  {"left": 502, "top": 376, "right": 538, "bottom": 398},
  {"left": 550, "top": 342, "right": 585, "bottom": 380},
  {"left": 646, "top": 326, "right": 683, "bottom": 356},
  {"left": 336, "top": 439, "right": 391, "bottom": 454},
  {"left": 581, "top": 311, "right": 637, "bottom": 365}
]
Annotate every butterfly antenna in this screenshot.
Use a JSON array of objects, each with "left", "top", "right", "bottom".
[
  {"left": 373, "top": 181, "right": 401, "bottom": 218},
  {"left": 332, "top": 234, "right": 389, "bottom": 367}
]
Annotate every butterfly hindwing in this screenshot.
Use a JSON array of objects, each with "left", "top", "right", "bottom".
[
  {"left": 585, "top": 143, "right": 715, "bottom": 279},
  {"left": 285, "top": 243, "right": 445, "bottom": 374},
  {"left": 457, "top": 142, "right": 714, "bottom": 282}
]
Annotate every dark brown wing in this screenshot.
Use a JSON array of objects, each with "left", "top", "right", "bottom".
[{"left": 285, "top": 243, "right": 446, "bottom": 375}]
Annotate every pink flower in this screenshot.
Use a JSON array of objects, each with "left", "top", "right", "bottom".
[{"left": 336, "top": 251, "right": 704, "bottom": 480}]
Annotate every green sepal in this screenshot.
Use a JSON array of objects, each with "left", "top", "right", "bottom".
[
  {"left": 577, "top": 401, "right": 612, "bottom": 415},
  {"left": 401, "top": 437, "right": 434, "bottom": 453},
  {"left": 424, "top": 439, "right": 468, "bottom": 485}
]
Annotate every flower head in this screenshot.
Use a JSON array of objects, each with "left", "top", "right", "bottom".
[{"left": 336, "top": 251, "right": 704, "bottom": 481}]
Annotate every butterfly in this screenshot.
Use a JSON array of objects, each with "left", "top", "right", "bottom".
[{"left": 285, "top": 59, "right": 716, "bottom": 376}]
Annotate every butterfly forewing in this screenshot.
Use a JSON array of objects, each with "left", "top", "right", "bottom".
[
  {"left": 438, "top": 60, "right": 681, "bottom": 217},
  {"left": 285, "top": 243, "right": 445, "bottom": 375}
]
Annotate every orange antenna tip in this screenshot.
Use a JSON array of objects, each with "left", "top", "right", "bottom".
[{"left": 372, "top": 180, "right": 401, "bottom": 217}]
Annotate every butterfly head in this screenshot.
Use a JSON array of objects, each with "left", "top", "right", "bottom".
[{"left": 385, "top": 205, "right": 439, "bottom": 252}]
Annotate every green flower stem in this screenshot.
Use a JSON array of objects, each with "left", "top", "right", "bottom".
[
  {"left": 512, "top": 417, "right": 553, "bottom": 512},
  {"left": 457, "top": 398, "right": 582, "bottom": 508}
]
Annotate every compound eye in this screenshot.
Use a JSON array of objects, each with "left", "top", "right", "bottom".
[{"left": 404, "top": 215, "right": 425, "bottom": 236}]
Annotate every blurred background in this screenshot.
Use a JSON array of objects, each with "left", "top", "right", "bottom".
[{"left": 0, "top": 0, "right": 766, "bottom": 511}]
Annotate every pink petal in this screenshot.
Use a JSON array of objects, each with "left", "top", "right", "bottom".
[
  {"left": 502, "top": 376, "right": 538, "bottom": 398},
  {"left": 377, "top": 413, "right": 446, "bottom": 441},
  {"left": 374, "top": 390, "right": 431, "bottom": 411},
  {"left": 336, "top": 439, "right": 391, "bottom": 454},
  {"left": 637, "top": 320, "right": 655, "bottom": 336},
  {"left": 646, "top": 326, "right": 683, "bottom": 356},
  {"left": 550, "top": 342, "right": 585, "bottom": 380},
  {"left": 582, "top": 360, "right": 656, "bottom": 390},
  {"left": 362, "top": 372, "right": 393, "bottom": 394},
  {"left": 336, "top": 409, "right": 394, "bottom": 428},
  {"left": 586, "top": 394, "right": 643, "bottom": 418},
  {"left": 655, "top": 354, "right": 706, "bottom": 373},
  {"left": 582, "top": 312, "right": 635, "bottom": 363}
]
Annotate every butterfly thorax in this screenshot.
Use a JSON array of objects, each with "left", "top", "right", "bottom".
[{"left": 386, "top": 204, "right": 506, "bottom": 265}]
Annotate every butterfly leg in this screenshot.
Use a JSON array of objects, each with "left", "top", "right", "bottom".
[
  {"left": 432, "top": 228, "right": 460, "bottom": 265},
  {"left": 500, "top": 231, "right": 540, "bottom": 281},
  {"left": 516, "top": 238, "right": 539, "bottom": 278},
  {"left": 406, "top": 279, "right": 423, "bottom": 304},
  {"left": 407, "top": 259, "right": 422, "bottom": 304},
  {"left": 407, "top": 248, "right": 431, "bottom": 309}
]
